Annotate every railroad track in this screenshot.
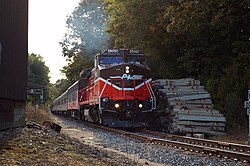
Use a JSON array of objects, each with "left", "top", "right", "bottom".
[
  {"left": 84, "top": 122, "right": 250, "bottom": 163},
  {"left": 141, "top": 129, "right": 250, "bottom": 153},
  {"left": 140, "top": 129, "right": 250, "bottom": 162}
]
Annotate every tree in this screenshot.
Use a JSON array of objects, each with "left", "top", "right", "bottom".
[
  {"left": 28, "top": 53, "right": 51, "bottom": 104},
  {"left": 223, "top": 93, "right": 247, "bottom": 133},
  {"left": 162, "top": 0, "right": 250, "bottom": 80},
  {"left": 61, "top": 52, "right": 92, "bottom": 84},
  {"left": 54, "top": 79, "right": 69, "bottom": 96}
]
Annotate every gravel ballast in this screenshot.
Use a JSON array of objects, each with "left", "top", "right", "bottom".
[
  {"left": 54, "top": 115, "right": 247, "bottom": 166},
  {"left": 0, "top": 122, "right": 141, "bottom": 166}
]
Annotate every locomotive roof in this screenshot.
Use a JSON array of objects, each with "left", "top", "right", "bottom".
[
  {"left": 67, "top": 80, "right": 79, "bottom": 90},
  {"left": 53, "top": 80, "right": 79, "bottom": 104},
  {"left": 53, "top": 90, "right": 68, "bottom": 103}
]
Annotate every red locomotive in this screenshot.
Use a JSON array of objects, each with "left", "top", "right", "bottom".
[{"left": 52, "top": 49, "right": 156, "bottom": 128}]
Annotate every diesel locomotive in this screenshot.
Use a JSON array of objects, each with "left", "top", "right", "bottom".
[{"left": 52, "top": 49, "right": 156, "bottom": 128}]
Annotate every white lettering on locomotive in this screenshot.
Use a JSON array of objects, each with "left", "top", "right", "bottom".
[
  {"left": 129, "top": 49, "right": 140, "bottom": 54},
  {"left": 107, "top": 49, "right": 119, "bottom": 53},
  {"left": 121, "top": 74, "right": 143, "bottom": 80}
]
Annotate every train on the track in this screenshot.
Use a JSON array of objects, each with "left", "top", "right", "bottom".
[{"left": 51, "top": 49, "right": 156, "bottom": 128}]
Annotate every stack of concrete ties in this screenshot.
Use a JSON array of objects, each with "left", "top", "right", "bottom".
[{"left": 153, "top": 78, "right": 226, "bottom": 135}]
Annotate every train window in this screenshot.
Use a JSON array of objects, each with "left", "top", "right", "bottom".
[
  {"left": 125, "top": 56, "right": 145, "bottom": 65},
  {"left": 124, "top": 80, "right": 134, "bottom": 88},
  {"left": 80, "top": 78, "right": 88, "bottom": 88},
  {"left": 100, "top": 56, "right": 123, "bottom": 65},
  {"left": 112, "top": 80, "right": 122, "bottom": 87},
  {"left": 68, "top": 95, "right": 71, "bottom": 102},
  {"left": 73, "top": 91, "right": 77, "bottom": 101},
  {"left": 135, "top": 80, "right": 144, "bottom": 86}
]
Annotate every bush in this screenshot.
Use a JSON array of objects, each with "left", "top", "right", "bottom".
[
  {"left": 224, "top": 93, "right": 247, "bottom": 134},
  {"left": 25, "top": 102, "right": 51, "bottom": 124}
]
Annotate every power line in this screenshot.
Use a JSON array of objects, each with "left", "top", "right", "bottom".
[{"left": 28, "top": 83, "right": 48, "bottom": 89}]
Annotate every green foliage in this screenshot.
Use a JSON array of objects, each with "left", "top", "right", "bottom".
[
  {"left": 54, "top": 79, "right": 70, "bottom": 97},
  {"left": 48, "top": 84, "right": 60, "bottom": 103},
  {"left": 28, "top": 53, "right": 51, "bottom": 104},
  {"left": 61, "top": 52, "right": 93, "bottom": 84},
  {"left": 216, "top": 53, "right": 250, "bottom": 110},
  {"left": 224, "top": 93, "right": 247, "bottom": 133},
  {"left": 161, "top": 0, "right": 250, "bottom": 80}
]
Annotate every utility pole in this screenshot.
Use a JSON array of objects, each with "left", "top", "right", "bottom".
[{"left": 244, "top": 90, "right": 250, "bottom": 144}]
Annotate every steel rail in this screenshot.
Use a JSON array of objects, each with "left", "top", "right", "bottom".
[
  {"left": 141, "top": 129, "right": 250, "bottom": 153},
  {"left": 84, "top": 123, "right": 250, "bottom": 162}
]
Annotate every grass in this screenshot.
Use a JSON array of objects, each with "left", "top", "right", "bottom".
[
  {"left": 210, "top": 130, "right": 248, "bottom": 144},
  {"left": 25, "top": 103, "right": 51, "bottom": 124},
  {"left": 0, "top": 128, "right": 112, "bottom": 166}
]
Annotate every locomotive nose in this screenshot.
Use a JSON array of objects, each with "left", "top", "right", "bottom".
[
  {"left": 123, "top": 105, "right": 135, "bottom": 119},
  {"left": 125, "top": 110, "right": 133, "bottom": 118}
]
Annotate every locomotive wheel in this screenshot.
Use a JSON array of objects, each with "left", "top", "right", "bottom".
[{"left": 89, "top": 107, "right": 100, "bottom": 124}]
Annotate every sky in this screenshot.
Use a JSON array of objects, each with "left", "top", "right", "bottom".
[{"left": 28, "top": 0, "right": 81, "bottom": 84}]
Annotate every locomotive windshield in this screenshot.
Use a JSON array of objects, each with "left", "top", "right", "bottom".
[
  {"left": 99, "top": 49, "right": 148, "bottom": 67},
  {"left": 100, "top": 55, "right": 146, "bottom": 66},
  {"left": 100, "top": 56, "right": 123, "bottom": 65},
  {"left": 125, "top": 55, "right": 145, "bottom": 65}
]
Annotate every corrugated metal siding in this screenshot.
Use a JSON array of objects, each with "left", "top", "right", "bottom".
[
  {"left": 0, "top": 0, "right": 28, "bottom": 130},
  {"left": 0, "top": 0, "right": 28, "bottom": 101}
]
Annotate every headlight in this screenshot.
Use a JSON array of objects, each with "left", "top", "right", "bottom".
[
  {"left": 139, "top": 104, "right": 143, "bottom": 108},
  {"left": 115, "top": 103, "right": 120, "bottom": 108}
]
